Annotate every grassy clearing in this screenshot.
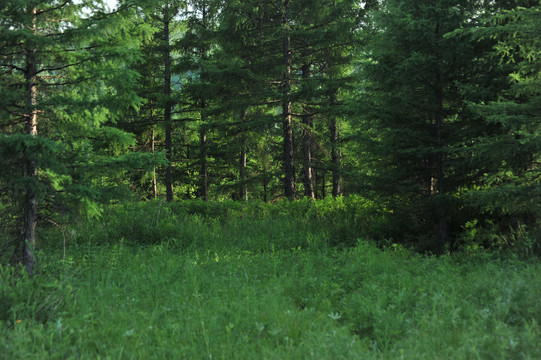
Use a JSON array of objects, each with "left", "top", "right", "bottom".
[{"left": 2, "top": 202, "right": 541, "bottom": 359}]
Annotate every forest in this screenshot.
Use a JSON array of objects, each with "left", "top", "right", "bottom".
[{"left": 1, "top": 0, "right": 540, "bottom": 358}]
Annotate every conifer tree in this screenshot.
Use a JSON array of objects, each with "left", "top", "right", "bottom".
[
  {"left": 467, "top": 2, "right": 541, "bottom": 244},
  {"left": 211, "top": 0, "right": 284, "bottom": 200},
  {"left": 178, "top": 0, "right": 221, "bottom": 201},
  {"left": 0, "top": 0, "right": 160, "bottom": 273},
  {"left": 358, "top": 0, "right": 506, "bottom": 248},
  {"left": 291, "top": 0, "right": 367, "bottom": 198}
]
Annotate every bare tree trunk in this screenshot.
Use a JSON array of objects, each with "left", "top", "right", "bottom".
[
  {"left": 164, "top": 5, "right": 174, "bottom": 202},
  {"left": 197, "top": 4, "right": 209, "bottom": 201},
  {"left": 330, "top": 110, "right": 341, "bottom": 197},
  {"left": 239, "top": 109, "right": 248, "bottom": 201},
  {"left": 301, "top": 64, "right": 315, "bottom": 199},
  {"left": 320, "top": 171, "right": 326, "bottom": 199},
  {"left": 22, "top": 7, "right": 38, "bottom": 276},
  {"left": 282, "top": 0, "right": 295, "bottom": 201},
  {"left": 151, "top": 128, "right": 157, "bottom": 199},
  {"left": 434, "top": 21, "right": 447, "bottom": 245},
  {"left": 199, "top": 100, "right": 208, "bottom": 201}
]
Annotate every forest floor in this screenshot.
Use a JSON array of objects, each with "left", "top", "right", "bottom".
[{"left": 2, "top": 202, "right": 541, "bottom": 359}]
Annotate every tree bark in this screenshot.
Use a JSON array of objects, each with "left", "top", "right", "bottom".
[
  {"left": 282, "top": 0, "right": 295, "bottom": 201},
  {"left": 301, "top": 64, "right": 315, "bottom": 199},
  {"left": 239, "top": 109, "right": 248, "bottom": 201},
  {"left": 330, "top": 97, "right": 341, "bottom": 197},
  {"left": 434, "top": 21, "right": 447, "bottom": 245},
  {"left": 199, "top": 100, "right": 208, "bottom": 201},
  {"left": 164, "top": 5, "right": 174, "bottom": 202},
  {"left": 22, "top": 7, "right": 39, "bottom": 276},
  {"left": 197, "top": 4, "right": 209, "bottom": 201},
  {"left": 320, "top": 171, "right": 326, "bottom": 199},
  {"left": 151, "top": 127, "right": 157, "bottom": 199}
]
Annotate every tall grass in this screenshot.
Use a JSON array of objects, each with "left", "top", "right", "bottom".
[{"left": 1, "top": 201, "right": 540, "bottom": 359}]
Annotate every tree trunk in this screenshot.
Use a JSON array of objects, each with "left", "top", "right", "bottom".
[
  {"left": 197, "top": 4, "right": 209, "bottom": 201},
  {"left": 22, "top": 7, "right": 39, "bottom": 276},
  {"left": 282, "top": 0, "right": 295, "bottom": 201},
  {"left": 263, "top": 169, "right": 268, "bottom": 203},
  {"left": 434, "top": 21, "right": 447, "bottom": 245},
  {"left": 330, "top": 103, "right": 341, "bottom": 197},
  {"left": 320, "top": 171, "right": 326, "bottom": 199},
  {"left": 239, "top": 109, "right": 248, "bottom": 201},
  {"left": 199, "top": 100, "right": 208, "bottom": 201},
  {"left": 301, "top": 64, "right": 315, "bottom": 199},
  {"left": 151, "top": 128, "right": 157, "bottom": 199},
  {"left": 164, "top": 5, "right": 174, "bottom": 202}
]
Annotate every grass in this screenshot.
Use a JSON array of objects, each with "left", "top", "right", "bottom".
[{"left": 1, "top": 201, "right": 541, "bottom": 359}]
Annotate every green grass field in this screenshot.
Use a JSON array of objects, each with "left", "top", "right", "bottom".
[{"left": 2, "top": 202, "right": 541, "bottom": 359}]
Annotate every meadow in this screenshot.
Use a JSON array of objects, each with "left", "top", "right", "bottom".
[{"left": 1, "top": 200, "right": 541, "bottom": 359}]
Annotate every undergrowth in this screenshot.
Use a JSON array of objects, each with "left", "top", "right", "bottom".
[{"left": 1, "top": 200, "right": 541, "bottom": 359}]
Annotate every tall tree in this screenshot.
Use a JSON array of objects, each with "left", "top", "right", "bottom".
[
  {"left": 358, "top": 0, "right": 507, "bottom": 249},
  {"left": 291, "top": 0, "right": 367, "bottom": 199},
  {"left": 178, "top": 0, "right": 221, "bottom": 201},
  {"left": 467, "top": 2, "right": 541, "bottom": 245},
  {"left": 212, "top": 0, "right": 284, "bottom": 201},
  {"left": 282, "top": 0, "right": 296, "bottom": 200},
  {"left": 0, "top": 0, "right": 160, "bottom": 273}
]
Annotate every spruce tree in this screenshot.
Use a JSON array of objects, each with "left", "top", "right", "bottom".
[
  {"left": 358, "top": 0, "right": 506, "bottom": 249},
  {"left": 467, "top": 2, "right": 541, "bottom": 246},
  {"left": 0, "top": 0, "right": 160, "bottom": 273}
]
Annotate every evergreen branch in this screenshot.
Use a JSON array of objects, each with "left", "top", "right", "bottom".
[
  {"left": 291, "top": 111, "right": 322, "bottom": 118},
  {"left": 35, "top": 1, "right": 70, "bottom": 15},
  {"left": 39, "top": 76, "right": 92, "bottom": 87},
  {"left": 35, "top": 58, "right": 91, "bottom": 74},
  {"left": 39, "top": 44, "right": 101, "bottom": 53},
  {"left": 0, "top": 63, "right": 25, "bottom": 72},
  {"left": 0, "top": 117, "right": 25, "bottom": 128},
  {"left": 303, "top": 19, "right": 335, "bottom": 32}
]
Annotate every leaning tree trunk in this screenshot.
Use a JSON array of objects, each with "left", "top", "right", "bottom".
[
  {"left": 301, "top": 63, "right": 315, "bottom": 199},
  {"left": 282, "top": 0, "right": 295, "bottom": 201}
]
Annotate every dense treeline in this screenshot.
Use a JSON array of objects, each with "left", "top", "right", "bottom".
[{"left": 1, "top": 0, "right": 540, "bottom": 273}]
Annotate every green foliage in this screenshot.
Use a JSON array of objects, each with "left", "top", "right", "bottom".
[
  {"left": 0, "top": 0, "right": 167, "bottom": 268},
  {"left": 1, "top": 213, "right": 541, "bottom": 358},
  {"left": 0, "top": 265, "right": 73, "bottom": 325},
  {"left": 464, "top": 3, "right": 541, "bottom": 249},
  {"left": 66, "top": 198, "right": 392, "bottom": 251},
  {"left": 355, "top": 0, "right": 518, "bottom": 249}
]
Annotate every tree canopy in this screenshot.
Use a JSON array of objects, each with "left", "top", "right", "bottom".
[{"left": 2, "top": 0, "right": 541, "bottom": 272}]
